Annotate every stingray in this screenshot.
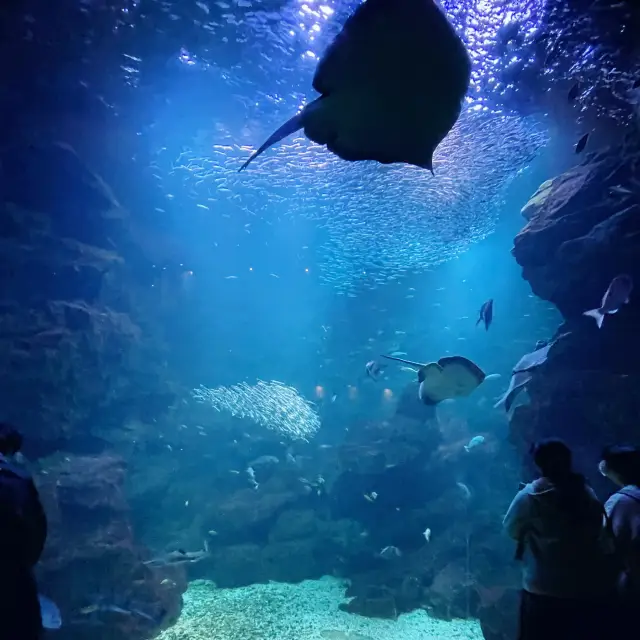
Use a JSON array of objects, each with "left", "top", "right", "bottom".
[
  {"left": 239, "top": 0, "right": 471, "bottom": 173},
  {"left": 382, "top": 354, "right": 486, "bottom": 404},
  {"left": 494, "top": 343, "right": 552, "bottom": 412}
]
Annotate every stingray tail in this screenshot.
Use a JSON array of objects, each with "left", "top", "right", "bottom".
[
  {"left": 238, "top": 111, "right": 306, "bottom": 172},
  {"left": 381, "top": 355, "right": 426, "bottom": 368},
  {"left": 583, "top": 308, "right": 605, "bottom": 329}
]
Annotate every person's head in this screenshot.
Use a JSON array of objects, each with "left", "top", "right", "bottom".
[
  {"left": 599, "top": 445, "right": 640, "bottom": 487},
  {"left": 0, "top": 423, "right": 23, "bottom": 457},
  {"left": 531, "top": 438, "right": 573, "bottom": 481}
]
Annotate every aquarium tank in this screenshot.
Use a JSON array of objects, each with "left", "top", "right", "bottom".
[{"left": 0, "top": 0, "right": 639, "bottom": 639}]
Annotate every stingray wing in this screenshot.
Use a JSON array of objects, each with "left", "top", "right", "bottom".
[
  {"left": 417, "top": 356, "right": 485, "bottom": 403},
  {"left": 438, "top": 356, "right": 486, "bottom": 384},
  {"left": 308, "top": 0, "right": 470, "bottom": 171}
]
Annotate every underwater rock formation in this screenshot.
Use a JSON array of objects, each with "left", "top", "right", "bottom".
[
  {"left": 36, "top": 454, "right": 184, "bottom": 639},
  {"left": 513, "top": 136, "right": 640, "bottom": 320},
  {"left": 0, "top": 140, "right": 186, "bottom": 638},
  {"left": 492, "top": 137, "right": 640, "bottom": 640},
  {"left": 510, "top": 137, "right": 640, "bottom": 469},
  {"left": 0, "top": 141, "right": 177, "bottom": 456}
]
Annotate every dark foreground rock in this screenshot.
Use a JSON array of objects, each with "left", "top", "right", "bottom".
[
  {"left": 513, "top": 136, "right": 640, "bottom": 321},
  {"left": 493, "top": 137, "right": 640, "bottom": 639},
  {"left": 36, "top": 454, "right": 184, "bottom": 640}
]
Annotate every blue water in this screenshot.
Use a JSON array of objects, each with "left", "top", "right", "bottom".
[{"left": 7, "top": 0, "right": 637, "bottom": 638}]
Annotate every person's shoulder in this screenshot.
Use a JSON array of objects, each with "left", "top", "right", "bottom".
[
  {"left": 511, "top": 483, "right": 536, "bottom": 506},
  {"left": 605, "top": 489, "right": 636, "bottom": 516}
]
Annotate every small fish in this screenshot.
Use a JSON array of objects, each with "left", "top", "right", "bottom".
[
  {"left": 583, "top": 274, "right": 633, "bottom": 328},
  {"left": 476, "top": 299, "right": 494, "bottom": 330},
  {"left": 207, "top": 530, "right": 218, "bottom": 536},
  {"left": 364, "top": 491, "right": 378, "bottom": 502},
  {"left": 423, "top": 528, "right": 432, "bottom": 542},
  {"left": 365, "top": 360, "right": 384, "bottom": 380},
  {"left": 79, "top": 605, "right": 100, "bottom": 615},
  {"left": 379, "top": 545, "right": 402, "bottom": 560},
  {"left": 144, "top": 545, "right": 210, "bottom": 567},
  {"left": 567, "top": 82, "right": 580, "bottom": 102},
  {"left": 389, "top": 351, "right": 408, "bottom": 357},
  {"left": 76, "top": 602, "right": 159, "bottom": 624},
  {"left": 609, "top": 185, "right": 633, "bottom": 196},
  {"left": 456, "top": 482, "right": 472, "bottom": 500},
  {"left": 575, "top": 133, "right": 589, "bottom": 154},
  {"left": 248, "top": 455, "right": 279, "bottom": 467},
  {"left": 464, "top": 435, "right": 486, "bottom": 452},
  {"left": 484, "top": 373, "right": 502, "bottom": 381},
  {"left": 246, "top": 466, "right": 259, "bottom": 489}
]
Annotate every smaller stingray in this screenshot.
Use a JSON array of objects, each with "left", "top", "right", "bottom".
[
  {"left": 494, "top": 343, "right": 552, "bottom": 412},
  {"left": 239, "top": 0, "right": 471, "bottom": 173},
  {"left": 382, "top": 354, "right": 486, "bottom": 404}
]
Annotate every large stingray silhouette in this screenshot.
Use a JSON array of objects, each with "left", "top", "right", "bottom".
[{"left": 239, "top": 0, "right": 471, "bottom": 173}]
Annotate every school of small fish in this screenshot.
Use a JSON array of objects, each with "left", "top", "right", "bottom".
[
  {"left": 192, "top": 380, "right": 321, "bottom": 441},
  {"left": 169, "top": 111, "right": 547, "bottom": 294}
]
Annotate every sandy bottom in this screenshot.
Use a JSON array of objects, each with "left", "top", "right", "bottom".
[{"left": 156, "top": 576, "right": 483, "bottom": 640}]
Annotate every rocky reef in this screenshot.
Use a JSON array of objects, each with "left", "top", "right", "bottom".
[
  {"left": 0, "top": 140, "right": 185, "bottom": 638},
  {"left": 475, "top": 135, "right": 640, "bottom": 639},
  {"left": 131, "top": 385, "right": 521, "bottom": 632},
  {"left": 510, "top": 134, "right": 640, "bottom": 478},
  {"left": 36, "top": 454, "right": 184, "bottom": 639}
]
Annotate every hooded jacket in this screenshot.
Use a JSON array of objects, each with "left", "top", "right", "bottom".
[
  {"left": 503, "top": 477, "right": 616, "bottom": 598},
  {"left": 604, "top": 484, "right": 640, "bottom": 594}
]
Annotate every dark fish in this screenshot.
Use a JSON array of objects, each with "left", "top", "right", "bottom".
[
  {"left": 476, "top": 298, "right": 493, "bottom": 330},
  {"left": 583, "top": 274, "right": 633, "bottom": 329},
  {"left": 239, "top": 0, "right": 471, "bottom": 173},
  {"left": 575, "top": 133, "right": 589, "bottom": 154},
  {"left": 567, "top": 83, "right": 580, "bottom": 102},
  {"left": 365, "top": 360, "right": 385, "bottom": 380},
  {"left": 633, "top": 78, "right": 640, "bottom": 90}
]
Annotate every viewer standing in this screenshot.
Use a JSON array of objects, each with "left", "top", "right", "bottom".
[
  {"left": 0, "top": 424, "right": 48, "bottom": 639},
  {"left": 503, "top": 439, "right": 617, "bottom": 640},
  {"left": 599, "top": 445, "right": 640, "bottom": 628}
]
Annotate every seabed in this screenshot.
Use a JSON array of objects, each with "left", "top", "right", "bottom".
[{"left": 156, "top": 576, "right": 483, "bottom": 640}]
